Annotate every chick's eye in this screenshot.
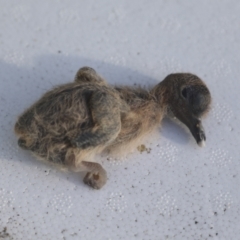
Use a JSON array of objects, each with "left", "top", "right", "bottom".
[{"left": 181, "top": 87, "right": 188, "bottom": 99}]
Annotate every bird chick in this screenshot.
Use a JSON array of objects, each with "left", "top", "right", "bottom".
[{"left": 14, "top": 67, "right": 211, "bottom": 189}]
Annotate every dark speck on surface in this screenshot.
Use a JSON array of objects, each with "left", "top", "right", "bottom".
[{"left": 0, "top": 227, "right": 12, "bottom": 239}]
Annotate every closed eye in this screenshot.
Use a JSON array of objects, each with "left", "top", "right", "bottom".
[{"left": 181, "top": 87, "right": 188, "bottom": 99}]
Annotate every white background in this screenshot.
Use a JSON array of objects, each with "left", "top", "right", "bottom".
[{"left": 0, "top": 0, "right": 239, "bottom": 239}]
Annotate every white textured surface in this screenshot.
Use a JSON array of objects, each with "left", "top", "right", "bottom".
[{"left": 0, "top": 0, "right": 240, "bottom": 239}]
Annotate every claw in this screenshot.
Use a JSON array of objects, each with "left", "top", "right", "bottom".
[{"left": 83, "top": 171, "right": 107, "bottom": 189}]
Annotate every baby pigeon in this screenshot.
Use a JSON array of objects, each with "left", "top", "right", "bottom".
[{"left": 15, "top": 67, "right": 211, "bottom": 189}]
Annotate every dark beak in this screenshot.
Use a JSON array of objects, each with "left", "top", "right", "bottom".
[
  {"left": 173, "top": 106, "right": 206, "bottom": 147},
  {"left": 188, "top": 119, "right": 206, "bottom": 147}
]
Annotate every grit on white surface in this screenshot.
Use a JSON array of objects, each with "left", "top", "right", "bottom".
[{"left": 0, "top": 1, "right": 239, "bottom": 239}]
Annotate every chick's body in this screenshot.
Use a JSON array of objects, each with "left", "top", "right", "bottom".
[
  {"left": 16, "top": 82, "right": 163, "bottom": 161},
  {"left": 15, "top": 67, "right": 211, "bottom": 189}
]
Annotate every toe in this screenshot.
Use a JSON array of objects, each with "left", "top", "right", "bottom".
[{"left": 83, "top": 172, "right": 106, "bottom": 190}]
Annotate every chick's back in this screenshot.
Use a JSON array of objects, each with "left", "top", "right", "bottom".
[{"left": 15, "top": 82, "right": 110, "bottom": 162}]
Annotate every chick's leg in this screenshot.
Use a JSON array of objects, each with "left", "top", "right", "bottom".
[{"left": 66, "top": 152, "right": 107, "bottom": 189}]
